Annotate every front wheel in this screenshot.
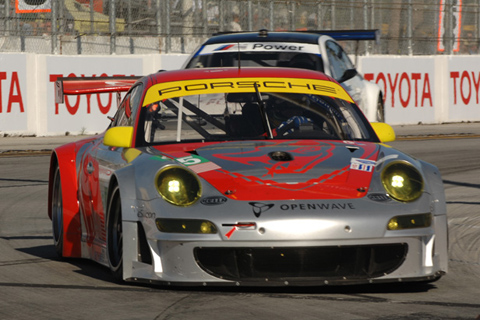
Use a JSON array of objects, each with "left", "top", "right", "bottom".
[
  {"left": 107, "top": 185, "right": 123, "bottom": 282},
  {"left": 51, "top": 165, "right": 64, "bottom": 257},
  {"left": 376, "top": 95, "right": 385, "bottom": 122}
]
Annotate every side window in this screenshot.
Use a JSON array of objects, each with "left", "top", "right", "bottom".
[
  {"left": 325, "top": 41, "right": 354, "bottom": 81},
  {"left": 129, "top": 84, "right": 144, "bottom": 122},
  {"left": 111, "top": 84, "right": 143, "bottom": 128},
  {"left": 114, "top": 92, "right": 131, "bottom": 127}
]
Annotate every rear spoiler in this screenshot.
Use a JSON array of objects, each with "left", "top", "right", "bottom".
[
  {"left": 55, "top": 76, "right": 141, "bottom": 104},
  {"left": 306, "top": 29, "right": 380, "bottom": 43},
  {"left": 214, "top": 29, "right": 380, "bottom": 44}
]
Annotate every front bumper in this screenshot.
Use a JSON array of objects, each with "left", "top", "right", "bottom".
[{"left": 123, "top": 215, "right": 448, "bottom": 286}]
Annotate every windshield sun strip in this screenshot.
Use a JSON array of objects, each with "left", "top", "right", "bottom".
[{"left": 142, "top": 77, "right": 353, "bottom": 107}]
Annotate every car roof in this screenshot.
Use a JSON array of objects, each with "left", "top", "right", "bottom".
[
  {"left": 203, "top": 31, "right": 322, "bottom": 45},
  {"left": 148, "top": 67, "right": 334, "bottom": 83}
]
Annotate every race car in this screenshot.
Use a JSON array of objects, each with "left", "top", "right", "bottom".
[
  {"left": 48, "top": 67, "right": 447, "bottom": 286},
  {"left": 183, "top": 29, "right": 385, "bottom": 122}
]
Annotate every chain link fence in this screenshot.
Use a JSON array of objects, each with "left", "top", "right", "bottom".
[{"left": 0, "top": 0, "right": 476, "bottom": 56}]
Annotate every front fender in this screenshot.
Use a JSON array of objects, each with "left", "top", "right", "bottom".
[
  {"left": 419, "top": 160, "right": 447, "bottom": 216},
  {"left": 111, "top": 163, "right": 139, "bottom": 222},
  {"left": 361, "top": 80, "right": 383, "bottom": 122}
]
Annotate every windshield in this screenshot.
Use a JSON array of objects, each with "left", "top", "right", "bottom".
[
  {"left": 186, "top": 52, "right": 324, "bottom": 72},
  {"left": 138, "top": 90, "right": 375, "bottom": 145}
]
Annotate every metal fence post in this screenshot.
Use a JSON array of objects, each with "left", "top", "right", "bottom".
[
  {"left": 202, "top": 0, "right": 208, "bottom": 35},
  {"left": 4, "top": 0, "right": 10, "bottom": 36},
  {"left": 219, "top": 0, "right": 225, "bottom": 31},
  {"left": 289, "top": 1, "right": 295, "bottom": 31},
  {"left": 363, "top": 0, "right": 368, "bottom": 54},
  {"left": 331, "top": 0, "right": 335, "bottom": 29},
  {"left": 52, "top": 0, "right": 59, "bottom": 54},
  {"left": 444, "top": 0, "right": 453, "bottom": 54},
  {"left": 269, "top": 0, "right": 274, "bottom": 31},
  {"left": 407, "top": 0, "right": 412, "bottom": 56},
  {"left": 157, "top": 0, "right": 165, "bottom": 52},
  {"left": 316, "top": 2, "right": 322, "bottom": 29},
  {"left": 247, "top": 0, "right": 253, "bottom": 31},
  {"left": 477, "top": 1, "right": 480, "bottom": 51},
  {"left": 127, "top": 0, "right": 132, "bottom": 35},
  {"left": 90, "top": 0, "right": 94, "bottom": 34},
  {"left": 109, "top": 0, "right": 116, "bottom": 54},
  {"left": 350, "top": 1, "right": 354, "bottom": 30}
]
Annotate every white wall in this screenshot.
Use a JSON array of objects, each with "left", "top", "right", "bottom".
[
  {"left": 359, "top": 55, "right": 480, "bottom": 125},
  {"left": 1, "top": 53, "right": 478, "bottom": 136}
]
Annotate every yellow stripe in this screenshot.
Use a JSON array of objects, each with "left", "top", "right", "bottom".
[{"left": 143, "top": 77, "right": 353, "bottom": 106}]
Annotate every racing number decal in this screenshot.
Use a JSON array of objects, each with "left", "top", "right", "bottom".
[
  {"left": 176, "top": 155, "right": 221, "bottom": 174},
  {"left": 176, "top": 155, "right": 203, "bottom": 166}
]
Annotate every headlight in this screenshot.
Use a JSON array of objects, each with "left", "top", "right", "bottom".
[
  {"left": 155, "top": 166, "right": 201, "bottom": 206},
  {"left": 387, "top": 213, "right": 432, "bottom": 230},
  {"left": 381, "top": 161, "right": 423, "bottom": 202},
  {"left": 156, "top": 218, "right": 217, "bottom": 234}
]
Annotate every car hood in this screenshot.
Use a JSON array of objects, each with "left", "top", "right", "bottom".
[{"left": 157, "top": 140, "right": 381, "bottom": 201}]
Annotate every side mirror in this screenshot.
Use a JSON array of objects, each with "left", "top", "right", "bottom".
[
  {"left": 338, "top": 68, "right": 358, "bottom": 83},
  {"left": 371, "top": 122, "right": 396, "bottom": 143},
  {"left": 103, "top": 126, "right": 134, "bottom": 148}
]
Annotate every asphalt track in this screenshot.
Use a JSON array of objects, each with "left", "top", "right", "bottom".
[{"left": 0, "top": 126, "right": 479, "bottom": 319}]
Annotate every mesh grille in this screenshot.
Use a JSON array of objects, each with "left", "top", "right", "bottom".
[{"left": 194, "top": 244, "right": 408, "bottom": 281}]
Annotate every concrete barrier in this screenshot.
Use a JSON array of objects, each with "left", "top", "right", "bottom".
[{"left": 1, "top": 53, "right": 479, "bottom": 136}]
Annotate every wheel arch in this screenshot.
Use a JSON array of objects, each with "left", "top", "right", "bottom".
[
  {"left": 362, "top": 80, "right": 384, "bottom": 122},
  {"left": 48, "top": 144, "right": 82, "bottom": 258},
  {"left": 107, "top": 165, "right": 153, "bottom": 281}
]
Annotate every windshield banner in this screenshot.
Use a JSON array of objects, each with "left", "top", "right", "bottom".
[{"left": 143, "top": 77, "right": 353, "bottom": 106}]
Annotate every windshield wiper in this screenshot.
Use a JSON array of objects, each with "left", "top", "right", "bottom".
[{"left": 254, "top": 83, "right": 274, "bottom": 139}]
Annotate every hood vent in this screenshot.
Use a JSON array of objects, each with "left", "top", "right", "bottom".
[{"left": 269, "top": 151, "right": 294, "bottom": 162}]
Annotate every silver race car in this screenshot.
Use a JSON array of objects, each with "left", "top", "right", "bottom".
[{"left": 48, "top": 67, "right": 447, "bottom": 286}]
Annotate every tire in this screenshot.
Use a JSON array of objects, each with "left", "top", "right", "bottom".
[
  {"left": 107, "top": 185, "right": 123, "bottom": 282},
  {"left": 51, "top": 165, "right": 64, "bottom": 258},
  {"left": 376, "top": 95, "right": 385, "bottom": 122}
]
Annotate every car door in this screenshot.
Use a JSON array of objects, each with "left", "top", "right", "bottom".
[
  {"left": 94, "top": 82, "right": 145, "bottom": 213},
  {"left": 78, "top": 84, "right": 143, "bottom": 252}
]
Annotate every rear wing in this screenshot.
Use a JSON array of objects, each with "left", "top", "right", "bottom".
[
  {"left": 306, "top": 29, "right": 380, "bottom": 44},
  {"left": 55, "top": 76, "right": 141, "bottom": 104},
  {"left": 214, "top": 29, "right": 380, "bottom": 44}
]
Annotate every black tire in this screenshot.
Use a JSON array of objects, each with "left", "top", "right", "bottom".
[
  {"left": 107, "top": 185, "right": 123, "bottom": 282},
  {"left": 51, "top": 165, "right": 64, "bottom": 257},
  {"left": 376, "top": 95, "right": 385, "bottom": 122}
]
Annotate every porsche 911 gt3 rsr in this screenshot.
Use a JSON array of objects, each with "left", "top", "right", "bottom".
[{"left": 48, "top": 67, "right": 447, "bottom": 286}]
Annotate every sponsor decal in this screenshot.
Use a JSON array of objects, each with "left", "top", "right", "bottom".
[
  {"left": 200, "top": 196, "right": 228, "bottom": 205},
  {"left": 212, "top": 44, "right": 248, "bottom": 52},
  {"left": 175, "top": 155, "right": 221, "bottom": 173},
  {"left": 137, "top": 210, "right": 156, "bottom": 219},
  {"left": 0, "top": 71, "right": 24, "bottom": 113},
  {"left": 364, "top": 71, "right": 433, "bottom": 108},
  {"left": 249, "top": 202, "right": 274, "bottom": 218},
  {"left": 143, "top": 77, "right": 353, "bottom": 106},
  {"left": 350, "top": 158, "right": 376, "bottom": 172},
  {"left": 199, "top": 42, "right": 320, "bottom": 55},
  {"left": 368, "top": 194, "right": 392, "bottom": 202},
  {"left": 279, "top": 202, "right": 355, "bottom": 210}
]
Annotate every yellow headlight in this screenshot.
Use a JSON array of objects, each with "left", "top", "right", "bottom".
[
  {"left": 381, "top": 161, "right": 424, "bottom": 202},
  {"left": 156, "top": 218, "right": 217, "bottom": 234},
  {"left": 387, "top": 213, "right": 432, "bottom": 230},
  {"left": 155, "top": 166, "right": 201, "bottom": 206}
]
